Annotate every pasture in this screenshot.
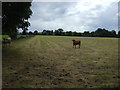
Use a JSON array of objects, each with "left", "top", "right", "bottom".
[{"left": 2, "top": 36, "right": 119, "bottom": 88}]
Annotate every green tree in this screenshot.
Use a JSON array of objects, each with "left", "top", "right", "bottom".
[
  {"left": 94, "top": 28, "right": 110, "bottom": 37},
  {"left": 73, "top": 32, "right": 79, "bottom": 36},
  {"left": 46, "top": 30, "right": 53, "bottom": 35},
  {"left": 54, "top": 30, "right": 59, "bottom": 35},
  {"left": 83, "top": 31, "right": 90, "bottom": 37},
  {"left": 91, "top": 31, "right": 95, "bottom": 37},
  {"left": 58, "top": 28, "right": 64, "bottom": 35},
  {"left": 54, "top": 28, "right": 64, "bottom": 36},
  {"left": 34, "top": 30, "right": 38, "bottom": 35},
  {"left": 42, "top": 30, "right": 47, "bottom": 35},
  {"left": 28, "top": 31, "right": 33, "bottom": 35},
  {"left": 2, "top": 2, "right": 32, "bottom": 39},
  {"left": 110, "top": 30, "right": 116, "bottom": 37},
  {"left": 22, "top": 29, "right": 27, "bottom": 35}
]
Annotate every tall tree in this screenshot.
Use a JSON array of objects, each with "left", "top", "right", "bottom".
[
  {"left": 34, "top": 30, "right": 38, "bottom": 35},
  {"left": 91, "top": 31, "right": 95, "bottom": 37},
  {"left": 22, "top": 29, "right": 27, "bottom": 35},
  {"left": 42, "top": 30, "right": 47, "bottom": 35},
  {"left": 54, "top": 30, "right": 59, "bottom": 35},
  {"left": 28, "top": 31, "right": 33, "bottom": 35},
  {"left": 110, "top": 30, "right": 116, "bottom": 37},
  {"left": 2, "top": 2, "right": 32, "bottom": 39},
  {"left": 73, "top": 31, "right": 78, "bottom": 36},
  {"left": 94, "top": 28, "right": 110, "bottom": 37},
  {"left": 58, "top": 28, "right": 64, "bottom": 35},
  {"left": 83, "top": 31, "right": 90, "bottom": 37},
  {"left": 54, "top": 28, "right": 64, "bottom": 36}
]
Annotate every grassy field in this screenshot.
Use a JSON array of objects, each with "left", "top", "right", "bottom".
[{"left": 2, "top": 36, "right": 119, "bottom": 88}]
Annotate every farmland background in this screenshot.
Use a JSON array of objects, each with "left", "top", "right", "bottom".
[{"left": 2, "top": 36, "right": 119, "bottom": 88}]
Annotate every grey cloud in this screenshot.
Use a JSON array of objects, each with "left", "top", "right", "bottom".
[
  {"left": 78, "top": 2, "right": 118, "bottom": 32},
  {"left": 90, "top": 5, "right": 103, "bottom": 11},
  {"left": 28, "top": 1, "right": 118, "bottom": 32},
  {"left": 31, "top": 2, "right": 76, "bottom": 21},
  {"left": 118, "top": 1, "right": 120, "bottom": 30},
  {"left": 94, "top": 2, "right": 117, "bottom": 30}
]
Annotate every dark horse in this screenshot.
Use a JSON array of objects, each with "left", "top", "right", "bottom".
[{"left": 72, "top": 40, "right": 81, "bottom": 48}]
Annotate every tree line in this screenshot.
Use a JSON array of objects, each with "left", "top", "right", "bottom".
[{"left": 21, "top": 28, "right": 120, "bottom": 38}]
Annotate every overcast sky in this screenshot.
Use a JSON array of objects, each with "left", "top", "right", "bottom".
[{"left": 28, "top": 0, "right": 119, "bottom": 32}]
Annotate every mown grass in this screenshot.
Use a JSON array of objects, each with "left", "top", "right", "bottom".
[{"left": 2, "top": 36, "right": 119, "bottom": 88}]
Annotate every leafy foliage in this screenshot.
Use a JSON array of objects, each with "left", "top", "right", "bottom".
[
  {"left": 34, "top": 30, "right": 39, "bottom": 35},
  {"left": 2, "top": 2, "right": 32, "bottom": 39}
]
